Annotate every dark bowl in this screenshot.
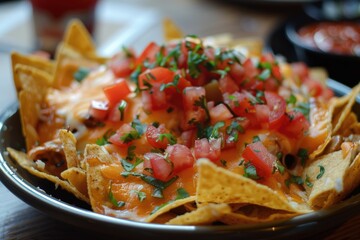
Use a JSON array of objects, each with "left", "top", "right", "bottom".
[
  {"left": 1, "top": 79, "right": 360, "bottom": 239},
  {"left": 303, "top": 1, "right": 360, "bottom": 21},
  {"left": 285, "top": 16, "right": 360, "bottom": 87}
]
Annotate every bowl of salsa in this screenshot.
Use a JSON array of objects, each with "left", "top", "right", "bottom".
[{"left": 286, "top": 16, "right": 360, "bottom": 87}]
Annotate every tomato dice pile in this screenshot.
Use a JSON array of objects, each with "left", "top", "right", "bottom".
[{"left": 87, "top": 36, "right": 333, "bottom": 181}]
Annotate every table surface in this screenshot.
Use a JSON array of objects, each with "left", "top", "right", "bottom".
[{"left": 1, "top": 0, "right": 360, "bottom": 239}]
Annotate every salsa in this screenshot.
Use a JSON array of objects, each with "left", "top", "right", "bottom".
[{"left": 297, "top": 22, "right": 360, "bottom": 56}]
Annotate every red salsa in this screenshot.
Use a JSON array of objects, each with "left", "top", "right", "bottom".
[{"left": 298, "top": 22, "right": 360, "bottom": 56}]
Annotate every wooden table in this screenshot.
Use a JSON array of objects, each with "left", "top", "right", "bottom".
[{"left": 1, "top": 0, "right": 359, "bottom": 239}]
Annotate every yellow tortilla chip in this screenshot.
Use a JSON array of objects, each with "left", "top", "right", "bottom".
[
  {"left": 7, "top": 147, "right": 89, "bottom": 203},
  {"left": 229, "top": 37, "right": 263, "bottom": 58},
  {"left": 163, "top": 18, "right": 184, "bottom": 42},
  {"left": 331, "top": 83, "right": 360, "bottom": 135},
  {"left": 63, "top": 19, "right": 96, "bottom": 56},
  {"left": 14, "top": 64, "right": 52, "bottom": 100},
  {"left": 59, "top": 129, "right": 79, "bottom": 168},
  {"left": 11, "top": 52, "right": 54, "bottom": 92},
  {"left": 303, "top": 142, "right": 360, "bottom": 209},
  {"left": 196, "top": 159, "right": 306, "bottom": 213},
  {"left": 18, "top": 91, "right": 40, "bottom": 151},
  {"left": 146, "top": 197, "right": 196, "bottom": 223},
  {"left": 53, "top": 43, "right": 99, "bottom": 88},
  {"left": 61, "top": 167, "right": 88, "bottom": 197},
  {"left": 166, "top": 203, "right": 231, "bottom": 225}
]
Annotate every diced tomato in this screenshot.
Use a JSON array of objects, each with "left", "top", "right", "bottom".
[
  {"left": 264, "top": 91, "right": 286, "bottom": 129},
  {"left": 291, "top": 62, "right": 309, "bottom": 82},
  {"left": 166, "top": 144, "right": 195, "bottom": 173},
  {"left": 179, "top": 129, "right": 196, "bottom": 148},
  {"left": 242, "top": 58, "right": 259, "bottom": 84},
  {"left": 209, "top": 104, "right": 233, "bottom": 124},
  {"left": 135, "top": 42, "right": 161, "bottom": 67},
  {"left": 108, "top": 124, "right": 136, "bottom": 147},
  {"left": 242, "top": 141, "right": 277, "bottom": 178},
  {"left": 194, "top": 138, "right": 221, "bottom": 162},
  {"left": 146, "top": 124, "right": 174, "bottom": 149},
  {"left": 229, "top": 62, "right": 245, "bottom": 84},
  {"left": 144, "top": 152, "right": 173, "bottom": 181},
  {"left": 223, "top": 92, "right": 255, "bottom": 117},
  {"left": 89, "top": 100, "right": 109, "bottom": 121},
  {"left": 107, "top": 101, "right": 127, "bottom": 122},
  {"left": 103, "top": 78, "right": 131, "bottom": 105},
  {"left": 303, "top": 78, "right": 324, "bottom": 97},
  {"left": 218, "top": 75, "right": 239, "bottom": 94},
  {"left": 141, "top": 83, "right": 168, "bottom": 111},
  {"left": 280, "top": 111, "right": 310, "bottom": 138},
  {"left": 139, "top": 67, "right": 174, "bottom": 89},
  {"left": 109, "top": 51, "right": 135, "bottom": 78},
  {"left": 255, "top": 104, "right": 270, "bottom": 125},
  {"left": 182, "top": 87, "right": 207, "bottom": 128}
]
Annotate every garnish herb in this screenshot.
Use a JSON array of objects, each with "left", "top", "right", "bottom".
[
  {"left": 187, "top": 51, "right": 207, "bottom": 79},
  {"left": 74, "top": 67, "right": 90, "bottom": 82},
  {"left": 130, "top": 190, "right": 146, "bottom": 202},
  {"left": 157, "top": 133, "right": 177, "bottom": 145},
  {"left": 160, "top": 75, "right": 180, "bottom": 92},
  {"left": 252, "top": 135, "right": 261, "bottom": 143},
  {"left": 118, "top": 100, "right": 127, "bottom": 121},
  {"left": 120, "top": 158, "right": 143, "bottom": 172},
  {"left": 274, "top": 161, "right": 285, "bottom": 175},
  {"left": 194, "top": 95, "right": 210, "bottom": 121},
  {"left": 286, "top": 94, "right": 297, "bottom": 105},
  {"left": 305, "top": 175, "right": 313, "bottom": 187},
  {"left": 151, "top": 188, "right": 190, "bottom": 214},
  {"left": 96, "top": 129, "right": 115, "bottom": 146},
  {"left": 285, "top": 175, "right": 304, "bottom": 188},
  {"left": 108, "top": 182, "right": 125, "bottom": 208},
  {"left": 243, "top": 162, "right": 260, "bottom": 180},
  {"left": 220, "top": 159, "right": 227, "bottom": 167},
  {"left": 294, "top": 102, "right": 310, "bottom": 119},
  {"left": 209, "top": 121, "right": 225, "bottom": 139},
  {"left": 126, "top": 145, "right": 136, "bottom": 161},
  {"left": 120, "top": 130, "right": 141, "bottom": 144},
  {"left": 297, "top": 148, "right": 309, "bottom": 166},
  {"left": 131, "top": 118, "right": 146, "bottom": 136},
  {"left": 121, "top": 172, "right": 178, "bottom": 191},
  {"left": 122, "top": 46, "right": 134, "bottom": 58},
  {"left": 317, "top": 165, "right": 325, "bottom": 179},
  {"left": 257, "top": 69, "right": 271, "bottom": 81}
]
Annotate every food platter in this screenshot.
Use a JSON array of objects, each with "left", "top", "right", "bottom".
[{"left": 1, "top": 78, "right": 359, "bottom": 240}]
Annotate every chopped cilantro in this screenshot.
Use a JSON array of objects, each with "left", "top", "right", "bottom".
[
  {"left": 160, "top": 74, "right": 180, "bottom": 92},
  {"left": 126, "top": 145, "right": 136, "bottom": 161},
  {"left": 187, "top": 51, "right": 207, "bottom": 78},
  {"left": 74, "top": 67, "right": 90, "bottom": 82},
  {"left": 108, "top": 182, "right": 125, "bottom": 208},
  {"left": 120, "top": 130, "right": 141, "bottom": 144},
  {"left": 96, "top": 129, "right": 115, "bottom": 146},
  {"left": 209, "top": 121, "right": 225, "bottom": 139},
  {"left": 285, "top": 175, "right": 303, "bottom": 188},
  {"left": 286, "top": 94, "right": 297, "bottom": 105},
  {"left": 157, "top": 133, "right": 177, "bottom": 145},
  {"left": 257, "top": 69, "right": 271, "bottom": 81},
  {"left": 131, "top": 118, "right": 146, "bottom": 136},
  {"left": 120, "top": 157, "right": 143, "bottom": 172},
  {"left": 118, "top": 100, "right": 127, "bottom": 121},
  {"left": 317, "top": 165, "right": 325, "bottom": 179},
  {"left": 130, "top": 190, "right": 146, "bottom": 202},
  {"left": 252, "top": 135, "right": 261, "bottom": 143},
  {"left": 220, "top": 159, "right": 227, "bottom": 167},
  {"left": 243, "top": 162, "right": 260, "bottom": 180},
  {"left": 121, "top": 172, "right": 178, "bottom": 191},
  {"left": 294, "top": 102, "right": 310, "bottom": 119},
  {"left": 122, "top": 46, "right": 134, "bottom": 58},
  {"left": 297, "top": 148, "right": 308, "bottom": 166},
  {"left": 305, "top": 175, "right": 313, "bottom": 187},
  {"left": 193, "top": 95, "right": 210, "bottom": 121},
  {"left": 151, "top": 188, "right": 189, "bottom": 214}
]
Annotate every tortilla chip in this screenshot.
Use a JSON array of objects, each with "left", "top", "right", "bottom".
[
  {"left": 331, "top": 83, "right": 360, "bottom": 135},
  {"left": 61, "top": 167, "right": 88, "bottom": 197},
  {"left": 229, "top": 37, "right": 263, "bottom": 57},
  {"left": 309, "top": 68, "right": 328, "bottom": 86},
  {"left": 7, "top": 147, "right": 89, "bottom": 203},
  {"left": 18, "top": 91, "right": 40, "bottom": 151},
  {"left": 303, "top": 142, "right": 360, "bottom": 209},
  {"left": 145, "top": 197, "right": 196, "bottom": 223},
  {"left": 59, "top": 129, "right": 79, "bottom": 168},
  {"left": 166, "top": 203, "right": 231, "bottom": 225},
  {"left": 336, "top": 112, "right": 359, "bottom": 136},
  {"left": 163, "top": 18, "right": 184, "bottom": 42},
  {"left": 11, "top": 51, "right": 54, "bottom": 75},
  {"left": 63, "top": 19, "right": 96, "bottom": 56},
  {"left": 14, "top": 64, "right": 52, "bottom": 100},
  {"left": 203, "top": 33, "right": 234, "bottom": 48},
  {"left": 53, "top": 43, "right": 99, "bottom": 88},
  {"left": 196, "top": 159, "right": 304, "bottom": 213},
  {"left": 220, "top": 204, "right": 298, "bottom": 225}
]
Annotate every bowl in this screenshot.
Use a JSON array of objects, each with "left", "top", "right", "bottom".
[
  {"left": 1, "top": 79, "right": 360, "bottom": 239},
  {"left": 285, "top": 16, "right": 360, "bottom": 87}
]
